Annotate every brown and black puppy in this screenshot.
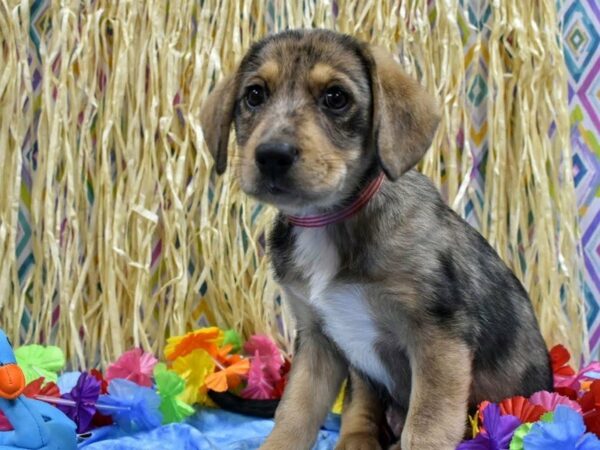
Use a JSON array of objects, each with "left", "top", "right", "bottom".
[{"left": 201, "top": 29, "right": 552, "bottom": 450}]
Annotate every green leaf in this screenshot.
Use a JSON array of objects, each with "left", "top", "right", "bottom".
[
  {"left": 223, "top": 329, "right": 242, "bottom": 353},
  {"left": 14, "top": 345, "right": 65, "bottom": 383}
]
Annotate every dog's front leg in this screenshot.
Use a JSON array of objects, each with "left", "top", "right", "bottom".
[
  {"left": 397, "top": 335, "right": 471, "bottom": 450},
  {"left": 336, "top": 370, "right": 384, "bottom": 450},
  {"left": 260, "top": 329, "right": 348, "bottom": 450}
]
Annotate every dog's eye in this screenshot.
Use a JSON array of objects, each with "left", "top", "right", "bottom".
[
  {"left": 245, "top": 85, "right": 267, "bottom": 108},
  {"left": 323, "top": 86, "right": 349, "bottom": 111}
]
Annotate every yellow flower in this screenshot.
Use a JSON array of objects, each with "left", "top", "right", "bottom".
[
  {"left": 469, "top": 411, "right": 480, "bottom": 438},
  {"left": 332, "top": 380, "right": 347, "bottom": 415},
  {"left": 171, "top": 349, "right": 215, "bottom": 404}
]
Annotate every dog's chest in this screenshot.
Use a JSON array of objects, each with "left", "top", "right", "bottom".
[{"left": 292, "top": 228, "right": 394, "bottom": 391}]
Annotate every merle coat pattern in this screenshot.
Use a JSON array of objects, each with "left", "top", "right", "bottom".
[{"left": 200, "top": 29, "right": 552, "bottom": 450}]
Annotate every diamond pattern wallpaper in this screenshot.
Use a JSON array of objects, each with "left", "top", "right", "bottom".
[{"left": 562, "top": 0, "right": 600, "bottom": 356}]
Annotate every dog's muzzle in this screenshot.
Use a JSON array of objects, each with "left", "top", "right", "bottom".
[{"left": 255, "top": 142, "right": 299, "bottom": 179}]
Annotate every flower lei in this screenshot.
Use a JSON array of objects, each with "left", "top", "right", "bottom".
[
  {"left": 0, "top": 327, "right": 298, "bottom": 433},
  {"left": 4, "top": 334, "right": 600, "bottom": 449}
]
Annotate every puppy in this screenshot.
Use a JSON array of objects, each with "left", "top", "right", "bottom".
[{"left": 200, "top": 29, "right": 552, "bottom": 450}]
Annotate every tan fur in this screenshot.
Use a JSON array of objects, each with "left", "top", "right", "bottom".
[
  {"left": 260, "top": 292, "right": 347, "bottom": 450},
  {"left": 294, "top": 118, "right": 356, "bottom": 189},
  {"left": 236, "top": 118, "right": 270, "bottom": 192},
  {"left": 256, "top": 60, "right": 280, "bottom": 89},
  {"left": 369, "top": 46, "right": 440, "bottom": 180},
  {"left": 199, "top": 74, "right": 237, "bottom": 174},
  {"left": 336, "top": 371, "right": 384, "bottom": 450},
  {"left": 308, "top": 63, "right": 356, "bottom": 96},
  {"left": 397, "top": 337, "right": 472, "bottom": 450}
]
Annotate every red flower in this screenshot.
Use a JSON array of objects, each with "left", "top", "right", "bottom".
[
  {"left": 89, "top": 369, "right": 113, "bottom": 425},
  {"left": 579, "top": 380, "right": 600, "bottom": 437},
  {"left": 550, "top": 344, "right": 575, "bottom": 377},
  {"left": 584, "top": 409, "right": 600, "bottom": 438},
  {"left": 22, "top": 377, "right": 60, "bottom": 398},
  {"left": 0, "top": 412, "right": 12, "bottom": 431},
  {"left": 271, "top": 360, "right": 291, "bottom": 399},
  {"left": 91, "top": 410, "right": 114, "bottom": 428},
  {"left": 498, "top": 396, "right": 547, "bottom": 422},
  {"left": 555, "top": 386, "right": 578, "bottom": 401},
  {"left": 90, "top": 369, "right": 108, "bottom": 394}
]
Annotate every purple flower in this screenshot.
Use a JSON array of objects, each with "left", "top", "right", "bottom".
[
  {"left": 57, "top": 372, "right": 100, "bottom": 433},
  {"left": 457, "top": 403, "right": 521, "bottom": 450}
]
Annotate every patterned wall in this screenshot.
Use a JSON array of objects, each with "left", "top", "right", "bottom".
[
  {"left": 561, "top": 0, "right": 600, "bottom": 357},
  {"left": 456, "top": 0, "right": 492, "bottom": 231},
  {"left": 454, "top": 0, "right": 600, "bottom": 357},
  {"left": 10, "top": 0, "right": 600, "bottom": 356}
]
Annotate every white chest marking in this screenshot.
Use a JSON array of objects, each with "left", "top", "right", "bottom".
[
  {"left": 293, "top": 228, "right": 394, "bottom": 392},
  {"left": 293, "top": 228, "right": 340, "bottom": 299}
]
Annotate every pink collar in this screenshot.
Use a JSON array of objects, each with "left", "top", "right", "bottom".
[{"left": 287, "top": 172, "right": 385, "bottom": 228}]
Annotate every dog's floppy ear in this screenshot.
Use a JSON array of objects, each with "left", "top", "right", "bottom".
[
  {"left": 200, "top": 74, "right": 238, "bottom": 174},
  {"left": 368, "top": 46, "right": 440, "bottom": 181}
]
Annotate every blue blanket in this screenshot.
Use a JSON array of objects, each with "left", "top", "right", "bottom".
[{"left": 78, "top": 410, "right": 341, "bottom": 450}]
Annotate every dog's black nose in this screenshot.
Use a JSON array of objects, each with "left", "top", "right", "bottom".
[{"left": 255, "top": 142, "right": 298, "bottom": 177}]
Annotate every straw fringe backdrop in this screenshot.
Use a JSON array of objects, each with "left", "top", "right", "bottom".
[{"left": 0, "top": 0, "right": 587, "bottom": 368}]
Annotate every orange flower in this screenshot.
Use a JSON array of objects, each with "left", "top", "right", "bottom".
[
  {"left": 164, "top": 327, "right": 223, "bottom": 361},
  {"left": 205, "top": 359, "right": 250, "bottom": 392},
  {"left": 582, "top": 380, "right": 594, "bottom": 392},
  {"left": 215, "top": 344, "right": 243, "bottom": 366}
]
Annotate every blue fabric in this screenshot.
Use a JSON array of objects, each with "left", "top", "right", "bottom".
[
  {"left": 0, "top": 396, "right": 78, "bottom": 450},
  {"left": 0, "top": 328, "right": 77, "bottom": 450},
  {"left": 78, "top": 409, "right": 340, "bottom": 450}
]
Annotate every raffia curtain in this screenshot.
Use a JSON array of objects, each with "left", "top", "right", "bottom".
[{"left": 0, "top": 0, "right": 586, "bottom": 369}]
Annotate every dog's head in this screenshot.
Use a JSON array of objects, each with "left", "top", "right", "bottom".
[{"left": 201, "top": 29, "right": 439, "bottom": 213}]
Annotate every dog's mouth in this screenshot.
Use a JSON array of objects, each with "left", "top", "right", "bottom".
[
  {"left": 252, "top": 176, "right": 299, "bottom": 204},
  {"left": 264, "top": 178, "right": 291, "bottom": 196},
  {"left": 244, "top": 174, "right": 349, "bottom": 216},
  {"left": 237, "top": 154, "right": 351, "bottom": 212}
]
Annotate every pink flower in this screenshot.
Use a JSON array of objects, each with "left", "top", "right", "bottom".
[
  {"left": 555, "top": 362, "right": 600, "bottom": 391},
  {"left": 243, "top": 335, "right": 283, "bottom": 381},
  {"left": 529, "top": 390, "right": 582, "bottom": 413},
  {"left": 241, "top": 351, "right": 276, "bottom": 400},
  {"left": 239, "top": 335, "right": 284, "bottom": 400},
  {"left": 106, "top": 348, "right": 157, "bottom": 387}
]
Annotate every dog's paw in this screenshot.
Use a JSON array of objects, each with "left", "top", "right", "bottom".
[{"left": 335, "top": 432, "right": 382, "bottom": 450}]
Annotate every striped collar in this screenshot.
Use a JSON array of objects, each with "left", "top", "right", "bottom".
[{"left": 287, "top": 172, "right": 385, "bottom": 228}]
